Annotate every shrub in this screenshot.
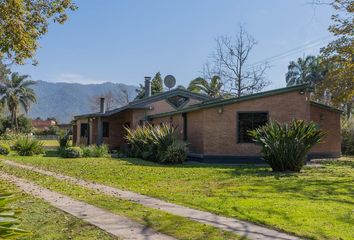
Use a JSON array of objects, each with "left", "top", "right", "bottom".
[
  {"left": 82, "top": 145, "right": 109, "bottom": 157},
  {"left": 13, "top": 137, "right": 45, "bottom": 156},
  {"left": 58, "top": 131, "right": 71, "bottom": 148},
  {"left": 0, "top": 115, "right": 33, "bottom": 134},
  {"left": 62, "top": 147, "right": 83, "bottom": 158},
  {"left": 160, "top": 140, "right": 187, "bottom": 164},
  {"left": 249, "top": 120, "right": 325, "bottom": 172},
  {"left": 341, "top": 118, "right": 354, "bottom": 155},
  {"left": 125, "top": 123, "right": 187, "bottom": 163},
  {"left": 0, "top": 143, "right": 10, "bottom": 155}
]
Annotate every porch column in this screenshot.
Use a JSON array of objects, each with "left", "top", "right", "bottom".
[{"left": 97, "top": 117, "right": 103, "bottom": 145}]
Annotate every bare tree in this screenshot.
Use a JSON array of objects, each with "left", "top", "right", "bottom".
[
  {"left": 90, "top": 90, "right": 129, "bottom": 112},
  {"left": 208, "top": 26, "right": 269, "bottom": 97}
]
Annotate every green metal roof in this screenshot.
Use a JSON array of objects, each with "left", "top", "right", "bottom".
[
  {"left": 310, "top": 101, "right": 343, "bottom": 113},
  {"left": 74, "top": 87, "right": 210, "bottom": 119},
  {"left": 148, "top": 84, "right": 314, "bottom": 119}
]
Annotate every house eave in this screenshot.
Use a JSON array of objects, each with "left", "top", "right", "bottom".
[
  {"left": 148, "top": 84, "right": 312, "bottom": 119},
  {"left": 310, "top": 101, "right": 343, "bottom": 113}
]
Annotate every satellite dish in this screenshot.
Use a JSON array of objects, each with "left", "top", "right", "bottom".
[{"left": 164, "top": 75, "right": 176, "bottom": 90}]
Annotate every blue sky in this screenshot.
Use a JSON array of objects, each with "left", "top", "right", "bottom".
[{"left": 13, "top": 0, "right": 334, "bottom": 89}]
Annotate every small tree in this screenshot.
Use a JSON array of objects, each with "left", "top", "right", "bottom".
[
  {"left": 187, "top": 76, "right": 223, "bottom": 98},
  {"left": 317, "top": 0, "right": 354, "bottom": 118},
  {"left": 207, "top": 25, "right": 269, "bottom": 97},
  {"left": 0, "top": 73, "right": 37, "bottom": 130},
  {"left": 249, "top": 120, "right": 325, "bottom": 172},
  {"left": 285, "top": 55, "right": 327, "bottom": 87},
  {"left": 136, "top": 72, "right": 164, "bottom": 99}
]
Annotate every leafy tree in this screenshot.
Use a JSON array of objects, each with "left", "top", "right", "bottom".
[
  {"left": 136, "top": 72, "right": 164, "bottom": 99},
  {"left": 187, "top": 76, "right": 223, "bottom": 98},
  {"left": 0, "top": 115, "right": 33, "bottom": 134},
  {"left": 0, "top": 0, "right": 77, "bottom": 64},
  {"left": 318, "top": 0, "right": 353, "bottom": 118},
  {"left": 285, "top": 55, "right": 327, "bottom": 87},
  {"left": 0, "top": 73, "right": 37, "bottom": 129}
]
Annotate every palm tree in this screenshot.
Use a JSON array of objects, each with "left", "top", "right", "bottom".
[
  {"left": 187, "top": 76, "right": 223, "bottom": 98},
  {"left": 0, "top": 72, "right": 37, "bottom": 129},
  {"left": 286, "top": 55, "right": 327, "bottom": 87}
]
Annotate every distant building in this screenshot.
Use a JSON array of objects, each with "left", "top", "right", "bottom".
[{"left": 32, "top": 118, "right": 57, "bottom": 132}]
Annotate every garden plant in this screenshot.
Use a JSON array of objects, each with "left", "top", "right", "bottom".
[
  {"left": 125, "top": 123, "right": 187, "bottom": 164},
  {"left": 249, "top": 120, "right": 325, "bottom": 172}
]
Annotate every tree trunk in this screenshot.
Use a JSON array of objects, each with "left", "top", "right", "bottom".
[{"left": 346, "top": 102, "right": 352, "bottom": 119}]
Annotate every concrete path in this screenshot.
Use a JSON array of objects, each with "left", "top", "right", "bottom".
[
  {"left": 0, "top": 171, "right": 174, "bottom": 240},
  {"left": 4, "top": 160, "right": 301, "bottom": 240}
]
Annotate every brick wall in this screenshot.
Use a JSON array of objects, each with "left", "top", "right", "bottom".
[
  {"left": 189, "top": 91, "right": 311, "bottom": 156},
  {"left": 309, "top": 104, "right": 341, "bottom": 156}
]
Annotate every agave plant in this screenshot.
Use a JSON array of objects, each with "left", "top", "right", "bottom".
[
  {"left": 0, "top": 193, "right": 29, "bottom": 238},
  {"left": 249, "top": 120, "right": 325, "bottom": 172}
]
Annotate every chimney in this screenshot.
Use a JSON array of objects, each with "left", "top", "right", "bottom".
[
  {"left": 144, "top": 76, "right": 152, "bottom": 98},
  {"left": 100, "top": 97, "right": 106, "bottom": 113}
]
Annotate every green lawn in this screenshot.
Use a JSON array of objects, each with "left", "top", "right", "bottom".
[
  {"left": 0, "top": 179, "right": 118, "bottom": 240},
  {"left": 0, "top": 162, "right": 241, "bottom": 240},
  {"left": 41, "top": 139, "right": 60, "bottom": 148},
  {"left": 2, "top": 153, "right": 354, "bottom": 240}
]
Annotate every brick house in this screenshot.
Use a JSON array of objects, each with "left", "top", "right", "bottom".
[
  {"left": 32, "top": 118, "right": 57, "bottom": 132},
  {"left": 73, "top": 77, "right": 341, "bottom": 163}
]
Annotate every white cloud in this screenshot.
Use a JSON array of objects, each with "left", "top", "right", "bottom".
[{"left": 55, "top": 73, "right": 107, "bottom": 84}]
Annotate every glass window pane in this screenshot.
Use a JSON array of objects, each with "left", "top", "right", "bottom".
[{"left": 238, "top": 112, "right": 268, "bottom": 143}]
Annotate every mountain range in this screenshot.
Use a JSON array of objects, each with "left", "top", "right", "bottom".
[{"left": 28, "top": 81, "right": 137, "bottom": 123}]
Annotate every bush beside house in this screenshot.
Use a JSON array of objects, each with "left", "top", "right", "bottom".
[
  {"left": 249, "top": 120, "right": 325, "bottom": 172},
  {"left": 125, "top": 123, "right": 188, "bottom": 164}
]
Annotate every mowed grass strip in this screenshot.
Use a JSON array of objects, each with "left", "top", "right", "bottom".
[
  {"left": 3, "top": 153, "right": 354, "bottom": 240},
  {"left": 0, "top": 179, "right": 118, "bottom": 240},
  {"left": 0, "top": 162, "right": 242, "bottom": 240}
]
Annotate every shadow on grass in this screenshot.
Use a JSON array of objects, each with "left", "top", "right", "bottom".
[
  {"left": 44, "top": 150, "right": 60, "bottom": 157},
  {"left": 115, "top": 157, "right": 269, "bottom": 170}
]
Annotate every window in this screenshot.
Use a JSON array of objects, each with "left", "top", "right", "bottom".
[
  {"left": 80, "top": 123, "right": 88, "bottom": 138},
  {"left": 238, "top": 112, "right": 268, "bottom": 143},
  {"left": 167, "top": 95, "right": 189, "bottom": 109},
  {"left": 103, "top": 122, "right": 109, "bottom": 138}
]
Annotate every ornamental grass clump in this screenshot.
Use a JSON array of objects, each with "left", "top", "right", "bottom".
[
  {"left": 249, "top": 120, "right": 325, "bottom": 172},
  {"left": 0, "top": 143, "right": 10, "bottom": 155},
  {"left": 82, "top": 144, "right": 109, "bottom": 157},
  {"left": 13, "top": 137, "right": 45, "bottom": 156},
  {"left": 61, "top": 147, "right": 83, "bottom": 158},
  {"left": 125, "top": 123, "right": 187, "bottom": 164}
]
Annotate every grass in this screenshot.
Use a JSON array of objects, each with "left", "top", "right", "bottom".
[
  {"left": 0, "top": 161, "right": 241, "bottom": 240},
  {"left": 41, "top": 139, "right": 59, "bottom": 148},
  {"left": 0, "top": 179, "right": 118, "bottom": 240},
  {"left": 2, "top": 153, "right": 354, "bottom": 240}
]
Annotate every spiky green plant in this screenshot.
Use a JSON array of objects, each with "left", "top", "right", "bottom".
[
  {"left": 125, "top": 123, "right": 187, "bottom": 163},
  {"left": 0, "top": 193, "right": 29, "bottom": 238},
  {"left": 160, "top": 140, "right": 188, "bottom": 164},
  {"left": 13, "top": 137, "right": 44, "bottom": 156},
  {"left": 249, "top": 120, "right": 325, "bottom": 172}
]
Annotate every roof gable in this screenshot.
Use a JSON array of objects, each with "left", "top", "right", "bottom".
[{"left": 74, "top": 88, "right": 210, "bottom": 119}]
